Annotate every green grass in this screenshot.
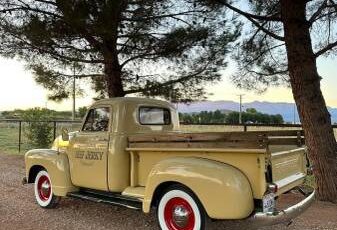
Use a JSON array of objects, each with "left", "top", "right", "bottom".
[
  {"left": 0, "top": 125, "right": 24, "bottom": 155},
  {"left": 0, "top": 122, "right": 82, "bottom": 155}
]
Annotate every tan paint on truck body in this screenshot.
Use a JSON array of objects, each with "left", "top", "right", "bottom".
[
  {"left": 25, "top": 97, "right": 310, "bottom": 221},
  {"left": 141, "top": 157, "right": 254, "bottom": 219},
  {"left": 25, "top": 149, "right": 78, "bottom": 196}
]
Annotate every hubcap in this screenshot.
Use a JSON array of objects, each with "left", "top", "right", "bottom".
[
  {"left": 173, "top": 205, "right": 190, "bottom": 228},
  {"left": 38, "top": 175, "right": 51, "bottom": 201},
  {"left": 164, "top": 197, "right": 195, "bottom": 230}
]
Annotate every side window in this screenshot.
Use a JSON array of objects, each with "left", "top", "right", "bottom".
[
  {"left": 139, "top": 107, "right": 171, "bottom": 125},
  {"left": 82, "top": 107, "right": 110, "bottom": 132}
]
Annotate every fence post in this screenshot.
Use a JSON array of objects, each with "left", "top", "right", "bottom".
[
  {"left": 18, "top": 121, "right": 22, "bottom": 153},
  {"left": 243, "top": 124, "right": 247, "bottom": 132},
  {"left": 53, "top": 121, "right": 57, "bottom": 140}
]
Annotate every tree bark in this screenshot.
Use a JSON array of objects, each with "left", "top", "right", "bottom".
[
  {"left": 102, "top": 1, "right": 127, "bottom": 98},
  {"left": 104, "top": 57, "right": 125, "bottom": 98},
  {"left": 281, "top": 0, "right": 337, "bottom": 202}
]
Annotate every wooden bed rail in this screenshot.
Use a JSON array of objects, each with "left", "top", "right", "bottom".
[{"left": 128, "top": 130, "right": 305, "bottom": 149}]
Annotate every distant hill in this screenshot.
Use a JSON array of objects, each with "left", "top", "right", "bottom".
[{"left": 176, "top": 100, "right": 337, "bottom": 123}]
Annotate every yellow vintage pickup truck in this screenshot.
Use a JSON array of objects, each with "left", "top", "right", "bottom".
[{"left": 24, "top": 97, "right": 314, "bottom": 229}]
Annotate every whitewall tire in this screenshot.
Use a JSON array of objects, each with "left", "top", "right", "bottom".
[
  {"left": 157, "top": 185, "right": 207, "bottom": 230},
  {"left": 34, "top": 170, "right": 60, "bottom": 208}
]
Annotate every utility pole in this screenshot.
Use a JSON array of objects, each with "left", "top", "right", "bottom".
[
  {"left": 72, "top": 64, "right": 76, "bottom": 121},
  {"left": 238, "top": 94, "right": 244, "bottom": 124}
]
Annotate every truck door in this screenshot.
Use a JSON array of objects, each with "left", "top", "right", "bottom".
[{"left": 68, "top": 106, "right": 111, "bottom": 191}]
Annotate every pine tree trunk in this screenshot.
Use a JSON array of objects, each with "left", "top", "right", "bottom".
[
  {"left": 104, "top": 56, "right": 125, "bottom": 98},
  {"left": 281, "top": 0, "right": 337, "bottom": 202}
]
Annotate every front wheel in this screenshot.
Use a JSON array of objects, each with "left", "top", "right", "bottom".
[
  {"left": 157, "top": 185, "right": 208, "bottom": 230},
  {"left": 34, "top": 170, "right": 60, "bottom": 208}
]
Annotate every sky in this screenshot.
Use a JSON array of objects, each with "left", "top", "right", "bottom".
[{"left": 0, "top": 55, "right": 336, "bottom": 111}]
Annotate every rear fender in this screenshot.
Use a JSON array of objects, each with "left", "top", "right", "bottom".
[
  {"left": 25, "top": 149, "right": 78, "bottom": 196},
  {"left": 143, "top": 157, "right": 254, "bottom": 219}
]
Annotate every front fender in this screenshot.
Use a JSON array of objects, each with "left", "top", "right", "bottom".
[
  {"left": 143, "top": 157, "right": 254, "bottom": 219},
  {"left": 25, "top": 149, "right": 78, "bottom": 196}
]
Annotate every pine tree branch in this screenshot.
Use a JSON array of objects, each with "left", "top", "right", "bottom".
[
  {"left": 314, "top": 0, "right": 337, "bottom": 22},
  {"left": 309, "top": 0, "right": 328, "bottom": 24},
  {"left": 241, "top": 43, "right": 285, "bottom": 69},
  {"left": 0, "top": 3, "right": 103, "bottom": 52},
  {"left": 246, "top": 18, "right": 284, "bottom": 41},
  {"left": 7, "top": 32, "right": 104, "bottom": 63},
  {"left": 312, "top": 11, "right": 337, "bottom": 22},
  {"left": 0, "top": 7, "right": 23, "bottom": 13},
  {"left": 125, "top": 64, "right": 210, "bottom": 94},
  {"left": 0, "top": 5, "right": 62, "bottom": 19},
  {"left": 247, "top": 69, "right": 288, "bottom": 77},
  {"left": 56, "top": 72, "right": 104, "bottom": 79},
  {"left": 328, "top": 0, "right": 337, "bottom": 11},
  {"left": 247, "top": 21, "right": 269, "bottom": 44},
  {"left": 216, "top": 0, "right": 282, "bottom": 21},
  {"left": 122, "top": 10, "right": 206, "bottom": 22},
  {"left": 314, "top": 40, "right": 337, "bottom": 57},
  {"left": 34, "top": 0, "right": 57, "bottom": 6},
  {"left": 120, "top": 52, "right": 160, "bottom": 68},
  {"left": 216, "top": 1, "right": 284, "bottom": 41}
]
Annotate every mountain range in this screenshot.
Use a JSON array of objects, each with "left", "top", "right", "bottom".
[{"left": 176, "top": 100, "right": 337, "bottom": 123}]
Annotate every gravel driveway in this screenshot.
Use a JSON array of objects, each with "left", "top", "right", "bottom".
[{"left": 0, "top": 153, "right": 336, "bottom": 230}]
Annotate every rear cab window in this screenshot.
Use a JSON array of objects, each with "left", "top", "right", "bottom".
[{"left": 139, "top": 107, "right": 171, "bottom": 125}]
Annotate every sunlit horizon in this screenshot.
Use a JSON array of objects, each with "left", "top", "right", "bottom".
[{"left": 0, "top": 56, "right": 336, "bottom": 111}]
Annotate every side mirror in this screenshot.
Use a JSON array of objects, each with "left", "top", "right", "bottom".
[{"left": 61, "top": 128, "right": 69, "bottom": 141}]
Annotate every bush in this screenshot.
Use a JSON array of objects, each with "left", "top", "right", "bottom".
[
  {"left": 78, "top": 106, "right": 88, "bottom": 118},
  {"left": 22, "top": 108, "right": 53, "bottom": 148}
]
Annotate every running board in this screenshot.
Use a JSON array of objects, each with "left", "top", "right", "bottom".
[{"left": 68, "top": 189, "right": 142, "bottom": 210}]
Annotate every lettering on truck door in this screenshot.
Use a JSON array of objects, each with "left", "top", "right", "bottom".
[{"left": 68, "top": 106, "right": 110, "bottom": 190}]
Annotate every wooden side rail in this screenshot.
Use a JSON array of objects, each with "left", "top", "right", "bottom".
[{"left": 128, "top": 130, "right": 305, "bottom": 149}]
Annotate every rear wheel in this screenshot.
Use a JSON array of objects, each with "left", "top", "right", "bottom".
[
  {"left": 157, "top": 185, "right": 207, "bottom": 230},
  {"left": 34, "top": 170, "right": 60, "bottom": 208}
]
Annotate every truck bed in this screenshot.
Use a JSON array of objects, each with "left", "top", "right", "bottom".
[{"left": 127, "top": 130, "right": 307, "bottom": 199}]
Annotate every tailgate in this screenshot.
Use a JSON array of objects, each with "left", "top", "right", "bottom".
[{"left": 270, "top": 148, "right": 307, "bottom": 195}]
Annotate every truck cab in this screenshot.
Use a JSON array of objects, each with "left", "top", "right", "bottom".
[
  {"left": 24, "top": 97, "right": 315, "bottom": 230},
  {"left": 65, "top": 98, "right": 179, "bottom": 192}
]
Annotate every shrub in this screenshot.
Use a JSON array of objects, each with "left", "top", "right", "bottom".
[
  {"left": 22, "top": 108, "right": 53, "bottom": 148},
  {"left": 78, "top": 106, "right": 88, "bottom": 119}
]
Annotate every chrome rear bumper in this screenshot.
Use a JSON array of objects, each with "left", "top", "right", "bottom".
[{"left": 248, "top": 190, "right": 315, "bottom": 227}]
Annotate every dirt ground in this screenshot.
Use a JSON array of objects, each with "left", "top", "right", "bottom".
[{"left": 0, "top": 153, "right": 337, "bottom": 230}]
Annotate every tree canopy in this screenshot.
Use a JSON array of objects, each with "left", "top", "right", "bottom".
[
  {"left": 0, "top": 0, "right": 239, "bottom": 101},
  {"left": 210, "top": 0, "right": 337, "bottom": 92}
]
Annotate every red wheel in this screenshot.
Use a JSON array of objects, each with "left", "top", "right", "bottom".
[
  {"left": 157, "top": 185, "right": 207, "bottom": 230},
  {"left": 34, "top": 170, "right": 60, "bottom": 208},
  {"left": 37, "top": 175, "right": 51, "bottom": 201},
  {"left": 164, "top": 197, "right": 196, "bottom": 230}
]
